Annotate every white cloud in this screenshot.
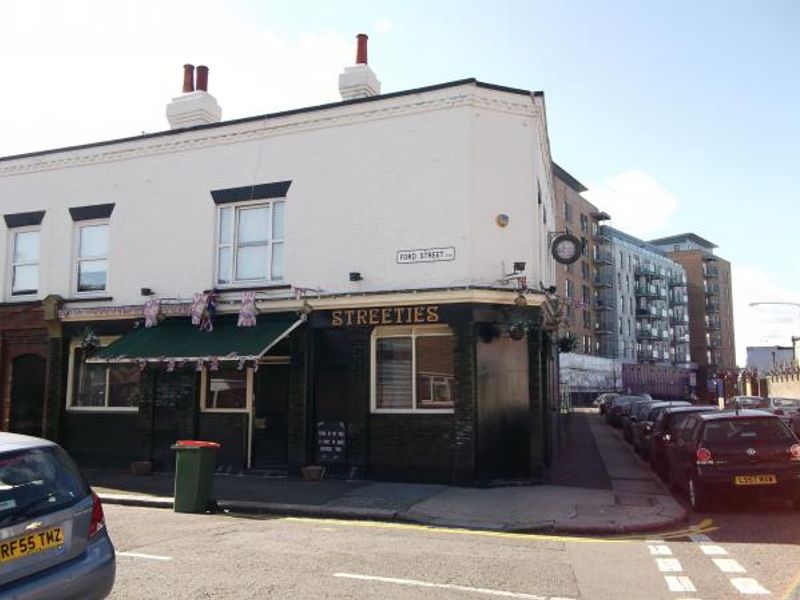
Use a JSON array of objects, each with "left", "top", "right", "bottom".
[
  {"left": 582, "top": 171, "right": 679, "bottom": 238},
  {"left": 732, "top": 264, "right": 800, "bottom": 366}
]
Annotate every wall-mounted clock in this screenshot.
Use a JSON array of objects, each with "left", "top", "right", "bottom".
[{"left": 551, "top": 233, "right": 582, "bottom": 265}]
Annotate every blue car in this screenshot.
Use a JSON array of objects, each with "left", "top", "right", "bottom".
[{"left": 0, "top": 433, "right": 115, "bottom": 598}]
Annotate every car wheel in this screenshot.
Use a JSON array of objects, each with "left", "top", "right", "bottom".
[{"left": 688, "top": 476, "right": 710, "bottom": 512}]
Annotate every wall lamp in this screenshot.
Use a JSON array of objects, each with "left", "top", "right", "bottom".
[
  {"left": 349, "top": 272, "right": 363, "bottom": 282},
  {"left": 513, "top": 261, "right": 526, "bottom": 273},
  {"left": 140, "top": 287, "right": 154, "bottom": 296}
]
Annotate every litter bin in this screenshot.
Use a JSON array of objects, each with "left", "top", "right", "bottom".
[{"left": 171, "top": 440, "right": 221, "bottom": 513}]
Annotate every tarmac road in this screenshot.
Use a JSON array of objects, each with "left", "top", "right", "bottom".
[{"left": 105, "top": 502, "right": 800, "bottom": 599}]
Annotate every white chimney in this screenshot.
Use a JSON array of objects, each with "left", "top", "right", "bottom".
[
  {"left": 339, "top": 34, "right": 381, "bottom": 100},
  {"left": 166, "top": 64, "right": 222, "bottom": 129}
]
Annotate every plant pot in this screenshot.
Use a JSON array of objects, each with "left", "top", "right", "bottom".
[{"left": 301, "top": 465, "right": 326, "bottom": 482}]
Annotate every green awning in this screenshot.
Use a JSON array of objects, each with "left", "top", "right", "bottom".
[{"left": 87, "top": 317, "right": 303, "bottom": 363}]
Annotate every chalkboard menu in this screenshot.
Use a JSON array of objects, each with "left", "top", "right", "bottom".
[{"left": 316, "top": 421, "right": 346, "bottom": 463}]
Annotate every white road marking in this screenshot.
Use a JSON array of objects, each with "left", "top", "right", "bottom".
[
  {"left": 730, "top": 577, "right": 770, "bottom": 595},
  {"left": 689, "top": 533, "right": 713, "bottom": 543},
  {"left": 117, "top": 551, "right": 173, "bottom": 561},
  {"left": 664, "top": 575, "right": 697, "bottom": 593},
  {"left": 333, "top": 573, "right": 576, "bottom": 600},
  {"left": 698, "top": 544, "right": 728, "bottom": 556},
  {"left": 712, "top": 558, "right": 746, "bottom": 574},
  {"left": 648, "top": 544, "right": 673, "bottom": 556},
  {"left": 656, "top": 558, "right": 684, "bottom": 572}
]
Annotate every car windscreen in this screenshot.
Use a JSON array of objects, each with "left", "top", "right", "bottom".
[
  {"left": 702, "top": 418, "right": 795, "bottom": 445},
  {"left": 0, "top": 446, "right": 89, "bottom": 528},
  {"left": 772, "top": 398, "right": 800, "bottom": 408}
]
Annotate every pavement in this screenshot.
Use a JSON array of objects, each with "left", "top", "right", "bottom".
[{"left": 90, "top": 409, "right": 687, "bottom": 535}]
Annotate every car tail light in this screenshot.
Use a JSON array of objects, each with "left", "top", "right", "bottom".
[
  {"left": 88, "top": 491, "right": 106, "bottom": 539},
  {"left": 696, "top": 447, "right": 714, "bottom": 465},
  {"left": 790, "top": 444, "right": 800, "bottom": 462}
]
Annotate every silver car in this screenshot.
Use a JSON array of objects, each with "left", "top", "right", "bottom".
[{"left": 0, "top": 433, "right": 115, "bottom": 598}]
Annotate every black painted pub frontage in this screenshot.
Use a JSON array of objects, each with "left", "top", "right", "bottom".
[{"left": 56, "top": 293, "right": 557, "bottom": 486}]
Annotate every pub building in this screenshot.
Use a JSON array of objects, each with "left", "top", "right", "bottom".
[{"left": 0, "top": 35, "right": 561, "bottom": 485}]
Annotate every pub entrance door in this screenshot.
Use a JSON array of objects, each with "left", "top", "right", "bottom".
[
  {"left": 9, "top": 354, "right": 46, "bottom": 437},
  {"left": 251, "top": 361, "right": 290, "bottom": 468}
]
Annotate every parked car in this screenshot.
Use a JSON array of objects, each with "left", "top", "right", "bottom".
[
  {"left": 606, "top": 395, "right": 647, "bottom": 428},
  {"left": 631, "top": 401, "right": 691, "bottom": 457},
  {"left": 594, "top": 392, "right": 620, "bottom": 415},
  {"left": 725, "top": 396, "right": 768, "bottom": 410},
  {"left": 0, "top": 433, "right": 115, "bottom": 599},
  {"left": 649, "top": 405, "right": 719, "bottom": 479},
  {"left": 663, "top": 410, "right": 800, "bottom": 511},
  {"left": 764, "top": 397, "right": 800, "bottom": 421},
  {"left": 621, "top": 397, "right": 658, "bottom": 443}
]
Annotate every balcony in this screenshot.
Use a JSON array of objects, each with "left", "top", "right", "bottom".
[
  {"left": 636, "top": 306, "right": 657, "bottom": 318},
  {"left": 634, "top": 284, "right": 658, "bottom": 297},
  {"left": 593, "top": 228, "right": 612, "bottom": 244},
  {"left": 670, "top": 313, "right": 689, "bottom": 325},
  {"left": 671, "top": 293, "right": 689, "bottom": 306},
  {"left": 635, "top": 264, "right": 666, "bottom": 280},
  {"left": 594, "top": 299, "right": 613, "bottom": 311},
  {"left": 704, "top": 264, "right": 719, "bottom": 278},
  {"left": 704, "top": 283, "right": 720, "bottom": 296},
  {"left": 705, "top": 316, "right": 721, "bottom": 331},
  {"left": 593, "top": 275, "right": 613, "bottom": 288},
  {"left": 637, "top": 327, "right": 656, "bottom": 340},
  {"left": 669, "top": 274, "right": 687, "bottom": 287},
  {"left": 593, "top": 249, "right": 613, "bottom": 265},
  {"left": 706, "top": 300, "right": 720, "bottom": 314}
]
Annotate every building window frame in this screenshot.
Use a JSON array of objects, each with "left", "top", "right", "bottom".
[
  {"left": 215, "top": 199, "right": 285, "bottom": 287},
  {"left": 74, "top": 220, "right": 110, "bottom": 295},
  {"left": 66, "top": 337, "right": 140, "bottom": 413},
  {"left": 370, "top": 325, "right": 455, "bottom": 415},
  {"left": 200, "top": 365, "right": 253, "bottom": 413},
  {"left": 8, "top": 226, "right": 40, "bottom": 297}
]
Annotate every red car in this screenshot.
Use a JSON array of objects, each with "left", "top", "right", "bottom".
[{"left": 663, "top": 410, "right": 800, "bottom": 512}]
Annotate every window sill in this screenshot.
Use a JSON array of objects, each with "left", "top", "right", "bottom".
[
  {"left": 371, "top": 409, "right": 455, "bottom": 415},
  {"left": 213, "top": 284, "right": 291, "bottom": 293},
  {"left": 66, "top": 407, "right": 138, "bottom": 413},
  {"left": 201, "top": 408, "right": 249, "bottom": 414},
  {"left": 0, "top": 298, "right": 41, "bottom": 307},
  {"left": 64, "top": 295, "right": 114, "bottom": 303}
]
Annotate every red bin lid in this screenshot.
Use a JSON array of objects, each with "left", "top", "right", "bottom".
[{"left": 174, "top": 440, "right": 221, "bottom": 449}]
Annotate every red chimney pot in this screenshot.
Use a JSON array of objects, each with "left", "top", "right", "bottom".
[
  {"left": 356, "top": 33, "right": 368, "bottom": 65},
  {"left": 182, "top": 64, "right": 195, "bottom": 93},
  {"left": 196, "top": 65, "right": 209, "bottom": 92}
]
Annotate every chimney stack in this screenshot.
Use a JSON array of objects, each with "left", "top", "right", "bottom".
[
  {"left": 196, "top": 65, "right": 209, "bottom": 92},
  {"left": 356, "top": 33, "right": 368, "bottom": 64},
  {"left": 339, "top": 33, "right": 381, "bottom": 100},
  {"left": 182, "top": 64, "right": 195, "bottom": 93},
  {"left": 166, "top": 63, "right": 222, "bottom": 129}
]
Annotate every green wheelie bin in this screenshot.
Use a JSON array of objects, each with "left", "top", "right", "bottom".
[{"left": 171, "top": 440, "right": 221, "bottom": 513}]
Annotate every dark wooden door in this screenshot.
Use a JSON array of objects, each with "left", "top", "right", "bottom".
[
  {"left": 9, "top": 354, "right": 46, "bottom": 437},
  {"left": 252, "top": 363, "right": 290, "bottom": 467}
]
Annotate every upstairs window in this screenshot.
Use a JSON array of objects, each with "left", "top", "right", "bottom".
[
  {"left": 217, "top": 201, "right": 284, "bottom": 285},
  {"left": 76, "top": 223, "right": 109, "bottom": 293},
  {"left": 10, "top": 229, "right": 39, "bottom": 296}
]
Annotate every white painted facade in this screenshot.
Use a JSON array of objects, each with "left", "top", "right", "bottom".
[{"left": 0, "top": 80, "right": 555, "bottom": 309}]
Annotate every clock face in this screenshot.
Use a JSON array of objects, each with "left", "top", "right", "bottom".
[
  {"left": 556, "top": 239, "right": 576, "bottom": 259},
  {"left": 551, "top": 233, "right": 582, "bottom": 264}
]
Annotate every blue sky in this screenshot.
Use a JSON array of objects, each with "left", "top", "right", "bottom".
[{"left": 1, "top": 0, "right": 798, "bottom": 364}]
